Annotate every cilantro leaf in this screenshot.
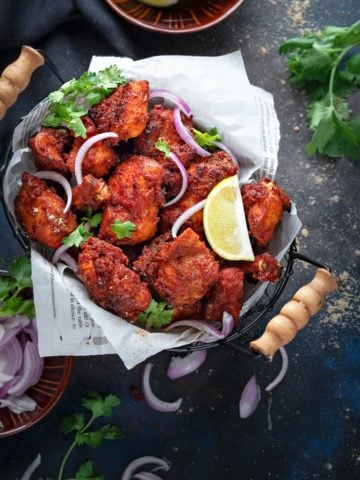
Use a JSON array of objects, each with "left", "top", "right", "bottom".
[
  {"left": 0, "top": 277, "right": 16, "bottom": 301},
  {"left": 81, "top": 392, "right": 121, "bottom": 419},
  {"left": 155, "top": 139, "right": 171, "bottom": 157},
  {"left": 75, "top": 425, "right": 123, "bottom": 448},
  {"left": 75, "top": 461, "right": 105, "bottom": 480},
  {"left": 8, "top": 256, "right": 32, "bottom": 289},
  {"left": 60, "top": 413, "right": 85, "bottom": 434},
  {"left": 138, "top": 299, "right": 173, "bottom": 330},
  {"left": 63, "top": 223, "right": 92, "bottom": 248},
  {"left": 43, "top": 66, "right": 127, "bottom": 137},
  {"left": 193, "top": 127, "right": 221, "bottom": 149},
  {"left": 110, "top": 220, "right": 136, "bottom": 240}
]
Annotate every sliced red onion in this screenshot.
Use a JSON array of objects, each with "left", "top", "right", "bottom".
[
  {"left": 265, "top": 346, "right": 289, "bottom": 393},
  {"left": 165, "top": 319, "right": 224, "bottom": 340},
  {"left": 133, "top": 472, "right": 163, "bottom": 480},
  {"left": 163, "top": 152, "right": 188, "bottom": 207},
  {"left": 0, "top": 324, "right": 4, "bottom": 342},
  {"left": 213, "top": 141, "right": 238, "bottom": 167},
  {"left": 74, "top": 132, "right": 118, "bottom": 185},
  {"left": 149, "top": 88, "right": 191, "bottom": 118},
  {"left": 33, "top": 171, "right": 72, "bottom": 214},
  {"left": 0, "top": 371, "right": 14, "bottom": 386},
  {"left": 7, "top": 340, "right": 44, "bottom": 397},
  {"left": 1, "top": 337, "right": 23, "bottom": 378},
  {"left": 167, "top": 350, "right": 207, "bottom": 380},
  {"left": 52, "top": 243, "right": 70, "bottom": 265},
  {"left": 0, "top": 324, "right": 22, "bottom": 349},
  {"left": 0, "top": 315, "right": 31, "bottom": 330},
  {"left": 239, "top": 374, "right": 261, "bottom": 419},
  {"left": 122, "top": 456, "right": 171, "bottom": 480},
  {"left": 142, "top": 362, "right": 182, "bottom": 413},
  {"left": 0, "top": 394, "right": 37, "bottom": 414},
  {"left": 173, "top": 108, "right": 211, "bottom": 157},
  {"left": 221, "top": 311, "right": 235, "bottom": 337},
  {"left": 58, "top": 252, "right": 78, "bottom": 273},
  {"left": 19, "top": 453, "right": 41, "bottom": 480},
  {"left": 171, "top": 199, "right": 205, "bottom": 238}
]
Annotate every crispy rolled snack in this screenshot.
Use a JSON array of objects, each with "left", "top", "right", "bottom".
[{"left": 250, "top": 268, "right": 339, "bottom": 359}]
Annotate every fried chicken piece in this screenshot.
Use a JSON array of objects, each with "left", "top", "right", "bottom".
[
  {"left": 99, "top": 155, "right": 164, "bottom": 245},
  {"left": 172, "top": 302, "right": 203, "bottom": 321},
  {"left": 66, "top": 136, "right": 118, "bottom": 178},
  {"left": 78, "top": 237, "right": 151, "bottom": 322},
  {"left": 239, "top": 252, "right": 282, "bottom": 282},
  {"left": 241, "top": 178, "right": 291, "bottom": 248},
  {"left": 134, "top": 228, "right": 219, "bottom": 307},
  {"left": 14, "top": 172, "right": 78, "bottom": 249},
  {"left": 203, "top": 268, "right": 245, "bottom": 323},
  {"left": 134, "top": 105, "right": 197, "bottom": 167},
  {"left": 72, "top": 174, "right": 111, "bottom": 214},
  {"left": 160, "top": 151, "right": 238, "bottom": 234},
  {"left": 28, "top": 126, "right": 73, "bottom": 176},
  {"left": 88, "top": 80, "right": 149, "bottom": 140}
]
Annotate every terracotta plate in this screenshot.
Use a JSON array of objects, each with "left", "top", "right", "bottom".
[
  {"left": 0, "top": 355, "right": 72, "bottom": 437},
  {"left": 104, "top": 0, "right": 245, "bottom": 34}
]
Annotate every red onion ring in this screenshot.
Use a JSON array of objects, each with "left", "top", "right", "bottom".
[
  {"left": 58, "top": 252, "right": 78, "bottom": 273},
  {"left": 19, "top": 454, "right": 41, "bottom": 480},
  {"left": 133, "top": 472, "right": 163, "bottom": 480},
  {"left": 52, "top": 243, "right": 70, "bottom": 265},
  {"left": 221, "top": 311, "right": 235, "bottom": 336},
  {"left": 171, "top": 199, "right": 205, "bottom": 238},
  {"left": 142, "top": 362, "right": 182, "bottom": 413},
  {"left": 163, "top": 152, "right": 188, "bottom": 207},
  {"left": 212, "top": 141, "right": 238, "bottom": 167},
  {"left": 0, "top": 337, "right": 23, "bottom": 379},
  {"left": 33, "top": 171, "right": 72, "bottom": 214},
  {"left": 165, "top": 319, "right": 224, "bottom": 340},
  {"left": 167, "top": 350, "right": 207, "bottom": 380},
  {"left": 0, "top": 324, "right": 4, "bottom": 342},
  {"left": 0, "top": 323, "right": 22, "bottom": 349},
  {"left": 173, "top": 108, "right": 211, "bottom": 157},
  {"left": 7, "top": 340, "right": 44, "bottom": 397},
  {"left": 122, "top": 456, "right": 171, "bottom": 480},
  {"left": 149, "top": 88, "right": 191, "bottom": 118},
  {"left": 1, "top": 394, "right": 37, "bottom": 414},
  {"left": 239, "top": 374, "right": 261, "bottom": 419},
  {"left": 74, "top": 132, "right": 118, "bottom": 185},
  {"left": 265, "top": 346, "right": 288, "bottom": 392}
]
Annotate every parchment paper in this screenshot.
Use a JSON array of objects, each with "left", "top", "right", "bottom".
[{"left": 3, "top": 51, "right": 301, "bottom": 369}]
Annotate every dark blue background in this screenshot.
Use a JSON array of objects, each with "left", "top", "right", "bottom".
[{"left": 0, "top": 1, "right": 359, "bottom": 479}]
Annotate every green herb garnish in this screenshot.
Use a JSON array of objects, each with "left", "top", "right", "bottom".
[
  {"left": 110, "top": 220, "right": 136, "bottom": 240},
  {"left": 42, "top": 66, "right": 127, "bottom": 138},
  {"left": 193, "top": 127, "right": 221, "bottom": 149},
  {"left": 155, "top": 139, "right": 171, "bottom": 157},
  {"left": 279, "top": 20, "right": 360, "bottom": 162},
  {"left": 138, "top": 299, "right": 173, "bottom": 330},
  {"left": 63, "top": 212, "right": 102, "bottom": 248},
  {"left": 0, "top": 256, "right": 35, "bottom": 319},
  {"left": 57, "top": 391, "right": 122, "bottom": 480}
]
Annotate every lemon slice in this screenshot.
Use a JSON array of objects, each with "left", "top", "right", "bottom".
[{"left": 203, "top": 175, "right": 255, "bottom": 261}]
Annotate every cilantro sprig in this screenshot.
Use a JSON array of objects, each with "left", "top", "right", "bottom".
[
  {"left": 63, "top": 212, "right": 102, "bottom": 248},
  {"left": 110, "top": 220, "right": 136, "bottom": 240},
  {"left": 193, "top": 127, "right": 221, "bottom": 149},
  {"left": 279, "top": 20, "right": 360, "bottom": 162},
  {"left": 138, "top": 299, "right": 173, "bottom": 330},
  {"left": 0, "top": 256, "right": 35, "bottom": 319},
  {"left": 155, "top": 139, "right": 171, "bottom": 157},
  {"left": 56, "top": 391, "right": 122, "bottom": 480},
  {"left": 42, "top": 66, "right": 127, "bottom": 138}
]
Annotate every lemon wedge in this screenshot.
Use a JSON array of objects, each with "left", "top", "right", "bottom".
[
  {"left": 203, "top": 175, "right": 255, "bottom": 261},
  {"left": 138, "top": 0, "right": 179, "bottom": 7}
]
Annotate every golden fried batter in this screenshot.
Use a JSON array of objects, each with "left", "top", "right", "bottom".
[
  {"left": 99, "top": 155, "right": 164, "bottom": 245},
  {"left": 134, "top": 228, "right": 219, "bottom": 307},
  {"left": 28, "top": 126, "right": 73, "bottom": 176},
  {"left": 78, "top": 237, "right": 151, "bottom": 322},
  {"left": 72, "top": 174, "right": 111, "bottom": 214},
  {"left": 160, "top": 150, "right": 238, "bottom": 234},
  {"left": 203, "top": 268, "right": 245, "bottom": 323},
  {"left": 89, "top": 80, "right": 149, "bottom": 140},
  {"left": 242, "top": 178, "right": 291, "bottom": 247},
  {"left": 14, "top": 172, "right": 78, "bottom": 249}
]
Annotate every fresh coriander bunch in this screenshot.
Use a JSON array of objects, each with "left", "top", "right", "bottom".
[{"left": 279, "top": 20, "right": 360, "bottom": 163}]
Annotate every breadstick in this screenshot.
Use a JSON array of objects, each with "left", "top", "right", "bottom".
[{"left": 250, "top": 268, "right": 339, "bottom": 359}]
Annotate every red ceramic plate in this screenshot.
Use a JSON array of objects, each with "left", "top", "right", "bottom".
[
  {"left": 104, "top": 0, "right": 245, "bottom": 34},
  {"left": 0, "top": 355, "right": 72, "bottom": 437}
]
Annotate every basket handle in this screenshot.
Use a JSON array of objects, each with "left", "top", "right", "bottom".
[
  {"left": 0, "top": 46, "right": 44, "bottom": 120},
  {"left": 249, "top": 268, "right": 339, "bottom": 359}
]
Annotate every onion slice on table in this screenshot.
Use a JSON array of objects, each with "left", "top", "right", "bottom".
[
  {"left": 239, "top": 374, "right": 261, "bottom": 419},
  {"left": 163, "top": 152, "right": 188, "bottom": 207},
  {"left": 173, "top": 107, "right": 211, "bottom": 157},
  {"left": 142, "top": 362, "right": 182, "bottom": 412},
  {"left": 122, "top": 456, "right": 171, "bottom": 480},
  {"left": 74, "top": 132, "right": 118, "bottom": 185},
  {"left": 167, "top": 350, "right": 207, "bottom": 380},
  {"left": 149, "top": 88, "right": 191, "bottom": 118},
  {"left": 33, "top": 171, "right": 72, "bottom": 214},
  {"left": 133, "top": 472, "right": 163, "bottom": 480},
  {"left": 265, "top": 346, "right": 289, "bottom": 392},
  {"left": 212, "top": 141, "right": 238, "bottom": 167},
  {"left": 171, "top": 199, "right": 205, "bottom": 238},
  {"left": 19, "top": 454, "right": 41, "bottom": 480},
  {"left": 165, "top": 319, "right": 224, "bottom": 341}
]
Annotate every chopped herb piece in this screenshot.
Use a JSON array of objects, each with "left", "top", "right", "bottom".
[
  {"left": 138, "top": 299, "right": 173, "bottom": 329},
  {"left": 193, "top": 127, "right": 221, "bottom": 149},
  {"left": 155, "top": 139, "right": 171, "bottom": 157},
  {"left": 110, "top": 220, "right": 136, "bottom": 240}
]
